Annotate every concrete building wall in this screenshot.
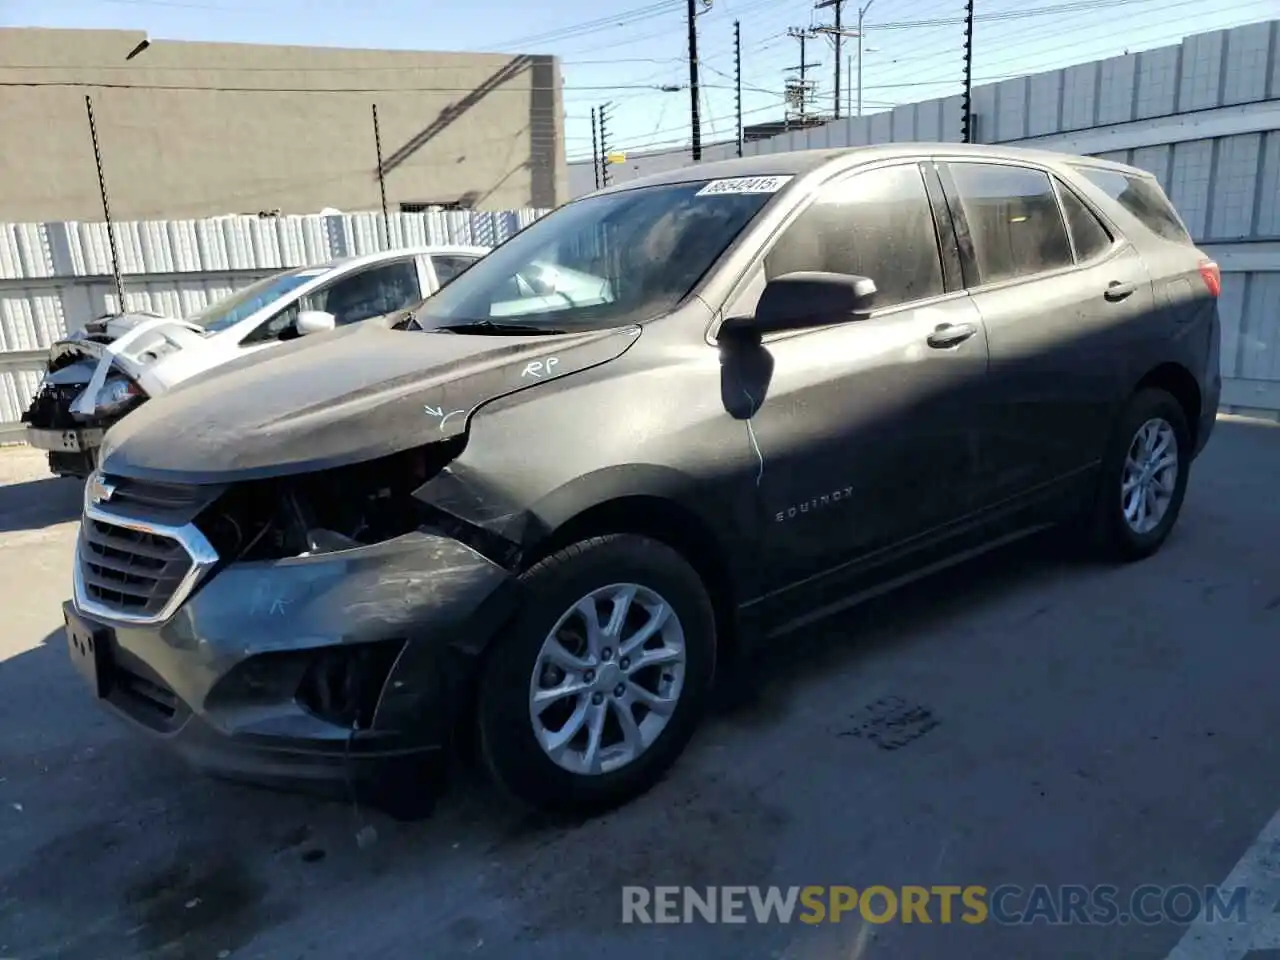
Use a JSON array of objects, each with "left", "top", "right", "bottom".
[{"left": 0, "top": 28, "right": 567, "bottom": 221}]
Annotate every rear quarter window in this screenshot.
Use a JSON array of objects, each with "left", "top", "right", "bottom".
[{"left": 1070, "top": 166, "right": 1192, "bottom": 244}]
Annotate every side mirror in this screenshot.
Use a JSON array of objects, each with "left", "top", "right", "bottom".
[
  {"left": 295, "top": 310, "right": 337, "bottom": 336},
  {"left": 719, "top": 271, "right": 877, "bottom": 339}
]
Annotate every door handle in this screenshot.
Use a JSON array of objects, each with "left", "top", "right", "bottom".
[
  {"left": 927, "top": 322, "right": 978, "bottom": 348},
  {"left": 1104, "top": 280, "right": 1137, "bottom": 301}
]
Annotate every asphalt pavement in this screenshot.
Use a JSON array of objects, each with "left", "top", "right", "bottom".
[{"left": 2, "top": 417, "right": 1280, "bottom": 960}]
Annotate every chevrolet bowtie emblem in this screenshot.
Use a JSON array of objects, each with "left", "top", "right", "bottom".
[{"left": 89, "top": 474, "right": 116, "bottom": 504}]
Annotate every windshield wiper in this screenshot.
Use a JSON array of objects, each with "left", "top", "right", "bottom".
[{"left": 428, "top": 320, "right": 566, "bottom": 336}]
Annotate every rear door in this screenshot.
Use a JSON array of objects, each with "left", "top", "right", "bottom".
[{"left": 936, "top": 159, "right": 1155, "bottom": 509}]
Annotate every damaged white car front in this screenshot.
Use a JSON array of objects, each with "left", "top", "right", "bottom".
[{"left": 22, "top": 312, "right": 206, "bottom": 478}]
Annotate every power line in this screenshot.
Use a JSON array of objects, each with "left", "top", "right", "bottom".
[
  {"left": 492, "top": 0, "right": 684, "bottom": 50},
  {"left": 1, "top": 56, "right": 692, "bottom": 72},
  {"left": 857, "top": 0, "right": 1260, "bottom": 95},
  {"left": 867, "top": 0, "right": 1181, "bottom": 30},
  {"left": 0, "top": 77, "right": 736, "bottom": 95}
]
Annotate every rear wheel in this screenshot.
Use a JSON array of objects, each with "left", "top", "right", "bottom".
[
  {"left": 1086, "top": 387, "right": 1191, "bottom": 561},
  {"left": 477, "top": 534, "right": 716, "bottom": 815}
]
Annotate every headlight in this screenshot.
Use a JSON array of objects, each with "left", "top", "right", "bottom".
[{"left": 72, "top": 376, "right": 145, "bottom": 419}]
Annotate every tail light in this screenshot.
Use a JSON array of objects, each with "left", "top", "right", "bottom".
[{"left": 1198, "top": 259, "right": 1221, "bottom": 298}]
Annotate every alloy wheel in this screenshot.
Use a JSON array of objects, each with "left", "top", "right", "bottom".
[
  {"left": 528, "top": 582, "right": 686, "bottom": 776},
  {"left": 1121, "top": 417, "right": 1179, "bottom": 535}
]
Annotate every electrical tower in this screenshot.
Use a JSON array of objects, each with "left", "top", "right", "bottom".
[{"left": 784, "top": 27, "right": 820, "bottom": 125}]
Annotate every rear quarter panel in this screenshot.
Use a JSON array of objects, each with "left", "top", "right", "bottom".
[{"left": 1061, "top": 165, "right": 1218, "bottom": 411}]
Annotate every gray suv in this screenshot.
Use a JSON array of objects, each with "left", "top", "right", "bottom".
[{"left": 63, "top": 144, "right": 1220, "bottom": 818}]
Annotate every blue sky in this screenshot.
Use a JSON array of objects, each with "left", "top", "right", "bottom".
[{"left": 6, "top": 0, "right": 1277, "bottom": 162}]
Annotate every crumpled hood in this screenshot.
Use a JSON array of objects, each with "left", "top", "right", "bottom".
[
  {"left": 50, "top": 312, "right": 208, "bottom": 395},
  {"left": 100, "top": 320, "right": 642, "bottom": 484}
]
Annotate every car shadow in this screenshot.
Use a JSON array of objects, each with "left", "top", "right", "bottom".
[
  {"left": 0, "top": 474, "right": 82, "bottom": 533},
  {"left": 712, "top": 529, "right": 1079, "bottom": 727},
  {"left": 0, "top": 529, "right": 1068, "bottom": 958}
]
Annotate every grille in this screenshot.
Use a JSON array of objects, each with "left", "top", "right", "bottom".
[
  {"left": 95, "top": 474, "right": 225, "bottom": 527},
  {"left": 79, "top": 518, "right": 195, "bottom": 617}
]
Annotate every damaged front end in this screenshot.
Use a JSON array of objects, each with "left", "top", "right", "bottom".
[
  {"left": 69, "top": 439, "right": 524, "bottom": 816},
  {"left": 24, "top": 312, "right": 203, "bottom": 479}
]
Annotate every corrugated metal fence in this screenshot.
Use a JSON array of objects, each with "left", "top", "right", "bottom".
[{"left": 0, "top": 207, "right": 549, "bottom": 435}]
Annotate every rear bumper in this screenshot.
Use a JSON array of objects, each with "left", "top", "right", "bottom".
[{"left": 26, "top": 425, "right": 105, "bottom": 453}]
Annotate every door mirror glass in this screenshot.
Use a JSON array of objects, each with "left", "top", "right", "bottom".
[
  {"left": 295, "top": 310, "right": 337, "bottom": 336},
  {"left": 720, "top": 271, "right": 877, "bottom": 339}
]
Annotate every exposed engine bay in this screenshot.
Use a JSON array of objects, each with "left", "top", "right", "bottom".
[
  {"left": 23, "top": 312, "right": 208, "bottom": 478},
  {"left": 191, "top": 441, "right": 519, "bottom": 568}
]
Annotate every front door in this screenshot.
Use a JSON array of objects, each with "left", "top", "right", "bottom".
[{"left": 723, "top": 161, "right": 990, "bottom": 603}]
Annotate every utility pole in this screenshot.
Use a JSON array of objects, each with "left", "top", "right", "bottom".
[
  {"left": 855, "top": 0, "right": 875, "bottom": 115},
  {"left": 371, "top": 104, "right": 390, "bottom": 248},
  {"left": 84, "top": 95, "right": 125, "bottom": 313},
  {"left": 687, "top": 0, "right": 702, "bottom": 161},
  {"left": 847, "top": 55, "right": 853, "bottom": 117},
  {"left": 734, "top": 20, "right": 743, "bottom": 157},
  {"left": 590, "top": 107, "right": 601, "bottom": 190},
  {"left": 814, "top": 0, "right": 845, "bottom": 119},
  {"left": 961, "top": 0, "right": 974, "bottom": 142},
  {"left": 598, "top": 102, "right": 613, "bottom": 187}
]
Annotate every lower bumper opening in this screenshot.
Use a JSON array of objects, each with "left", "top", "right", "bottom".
[{"left": 295, "top": 639, "right": 406, "bottom": 730}]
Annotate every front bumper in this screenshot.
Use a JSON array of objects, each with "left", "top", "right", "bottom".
[
  {"left": 65, "top": 528, "right": 521, "bottom": 812},
  {"left": 26, "top": 425, "right": 105, "bottom": 453}
]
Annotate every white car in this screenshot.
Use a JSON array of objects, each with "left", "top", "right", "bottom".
[{"left": 23, "top": 245, "right": 489, "bottom": 477}]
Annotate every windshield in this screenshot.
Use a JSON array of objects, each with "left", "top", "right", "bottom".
[
  {"left": 414, "top": 177, "right": 789, "bottom": 332},
  {"left": 187, "top": 267, "right": 324, "bottom": 334}
]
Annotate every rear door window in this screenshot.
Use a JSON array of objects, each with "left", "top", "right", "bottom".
[
  {"left": 765, "top": 163, "right": 945, "bottom": 310},
  {"left": 945, "top": 162, "right": 1074, "bottom": 284},
  {"left": 1071, "top": 166, "right": 1192, "bottom": 244},
  {"left": 1055, "top": 179, "right": 1113, "bottom": 262}
]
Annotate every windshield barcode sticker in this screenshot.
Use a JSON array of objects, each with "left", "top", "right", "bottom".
[{"left": 696, "top": 175, "right": 793, "bottom": 196}]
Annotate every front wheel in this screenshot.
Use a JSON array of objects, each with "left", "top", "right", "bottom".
[
  {"left": 1087, "top": 387, "right": 1192, "bottom": 561},
  {"left": 476, "top": 534, "right": 716, "bottom": 815}
]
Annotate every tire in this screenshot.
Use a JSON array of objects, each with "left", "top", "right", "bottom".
[
  {"left": 1086, "top": 387, "right": 1191, "bottom": 562},
  {"left": 477, "top": 534, "right": 716, "bottom": 815}
]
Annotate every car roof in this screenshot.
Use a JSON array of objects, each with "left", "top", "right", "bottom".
[
  {"left": 327, "top": 245, "right": 491, "bottom": 271},
  {"left": 586, "top": 142, "right": 1146, "bottom": 197}
]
